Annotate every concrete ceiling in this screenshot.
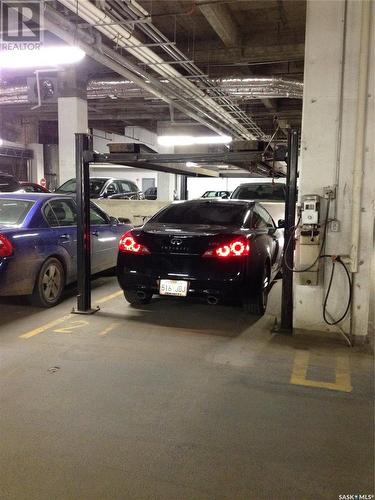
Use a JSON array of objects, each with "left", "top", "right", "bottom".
[{"left": 0, "top": 0, "right": 305, "bottom": 143}]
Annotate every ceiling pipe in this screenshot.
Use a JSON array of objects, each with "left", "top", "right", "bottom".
[{"left": 0, "top": 76, "right": 303, "bottom": 103}]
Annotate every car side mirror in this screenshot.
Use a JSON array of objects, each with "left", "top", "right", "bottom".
[
  {"left": 278, "top": 219, "right": 285, "bottom": 228},
  {"left": 109, "top": 216, "right": 119, "bottom": 225}
]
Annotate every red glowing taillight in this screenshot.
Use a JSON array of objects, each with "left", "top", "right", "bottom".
[
  {"left": 119, "top": 231, "right": 150, "bottom": 255},
  {"left": 0, "top": 234, "right": 13, "bottom": 258},
  {"left": 203, "top": 237, "right": 249, "bottom": 258}
]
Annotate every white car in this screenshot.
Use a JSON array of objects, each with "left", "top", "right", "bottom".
[{"left": 230, "top": 181, "right": 286, "bottom": 224}]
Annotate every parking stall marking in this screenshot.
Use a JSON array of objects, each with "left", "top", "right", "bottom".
[
  {"left": 19, "top": 290, "right": 123, "bottom": 339},
  {"left": 19, "top": 315, "right": 72, "bottom": 339},
  {"left": 290, "top": 350, "right": 352, "bottom": 393},
  {"left": 97, "top": 290, "right": 123, "bottom": 305},
  {"left": 98, "top": 322, "right": 121, "bottom": 336},
  {"left": 54, "top": 320, "right": 89, "bottom": 334}
]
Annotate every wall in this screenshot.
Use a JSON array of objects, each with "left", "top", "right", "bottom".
[{"left": 94, "top": 199, "right": 169, "bottom": 225}]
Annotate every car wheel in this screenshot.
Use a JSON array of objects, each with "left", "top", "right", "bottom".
[
  {"left": 123, "top": 290, "right": 152, "bottom": 305},
  {"left": 30, "top": 258, "right": 65, "bottom": 307},
  {"left": 242, "top": 265, "right": 270, "bottom": 316}
]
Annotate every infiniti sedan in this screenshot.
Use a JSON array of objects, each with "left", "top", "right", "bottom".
[
  {"left": 117, "top": 199, "right": 283, "bottom": 315},
  {"left": 0, "top": 193, "right": 131, "bottom": 307}
]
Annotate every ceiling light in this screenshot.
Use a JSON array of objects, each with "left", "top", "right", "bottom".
[
  {"left": 0, "top": 46, "right": 85, "bottom": 69},
  {"left": 0, "top": 138, "right": 3, "bottom": 146},
  {"left": 158, "top": 135, "right": 232, "bottom": 146},
  {"left": 186, "top": 161, "right": 198, "bottom": 167}
]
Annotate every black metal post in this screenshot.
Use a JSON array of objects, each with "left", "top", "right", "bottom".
[
  {"left": 279, "top": 129, "right": 299, "bottom": 333},
  {"left": 180, "top": 175, "right": 188, "bottom": 200},
  {"left": 72, "top": 133, "right": 99, "bottom": 315}
]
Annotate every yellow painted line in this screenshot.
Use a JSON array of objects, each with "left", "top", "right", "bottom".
[
  {"left": 98, "top": 322, "right": 120, "bottom": 336},
  {"left": 54, "top": 320, "right": 89, "bottom": 334},
  {"left": 20, "top": 289, "right": 123, "bottom": 339},
  {"left": 19, "top": 315, "right": 71, "bottom": 339},
  {"left": 290, "top": 350, "right": 352, "bottom": 393},
  {"left": 97, "top": 290, "right": 123, "bottom": 305}
]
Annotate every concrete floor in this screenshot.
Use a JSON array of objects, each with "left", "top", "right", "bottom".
[{"left": 0, "top": 278, "right": 373, "bottom": 500}]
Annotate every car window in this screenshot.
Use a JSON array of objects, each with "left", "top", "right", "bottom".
[
  {"left": 90, "top": 205, "right": 108, "bottom": 225},
  {"left": 251, "top": 211, "right": 268, "bottom": 230},
  {"left": 90, "top": 179, "right": 107, "bottom": 196},
  {"left": 106, "top": 182, "right": 119, "bottom": 195},
  {"left": 118, "top": 180, "right": 137, "bottom": 193},
  {"left": 0, "top": 176, "right": 21, "bottom": 192},
  {"left": 44, "top": 199, "right": 77, "bottom": 227},
  {"left": 57, "top": 179, "right": 76, "bottom": 193},
  {"left": 231, "top": 183, "right": 286, "bottom": 201},
  {"left": 151, "top": 202, "right": 248, "bottom": 226},
  {"left": 0, "top": 199, "right": 34, "bottom": 225},
  {"left": 255, "top": 205, "right": 275, "bottom": 228}
]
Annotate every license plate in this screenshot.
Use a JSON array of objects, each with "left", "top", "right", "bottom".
[{"left": 159, "top": 279, "right": 188, "bottom": 297}]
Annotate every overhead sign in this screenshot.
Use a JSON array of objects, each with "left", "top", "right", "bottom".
[{"left": 0, "top": 1, "right": 43, "bottom": 51}]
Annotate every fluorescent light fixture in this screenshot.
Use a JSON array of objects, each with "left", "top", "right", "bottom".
[
  {"left": 158, "top": 135, "right": 232, "bottom": 146},
  {"left": 186, "top": 161, "right": 198, "bottom": 167},
  {"left": 0, "top": 46, "right": 85, "bottom": 69},
  {"left": 0, "top": 138, "right": 3, "bottom": 147}
]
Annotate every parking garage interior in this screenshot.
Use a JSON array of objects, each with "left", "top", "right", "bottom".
[{"left": 0, "top": 1, "right": 374, "bottom": 499}]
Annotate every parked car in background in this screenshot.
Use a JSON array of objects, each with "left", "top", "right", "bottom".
[
  {"left": 230, "top": 181, "right": 286, "bottom": 225},
  {"left": 0, "top": 172, "right": 22, "bottom": 193},
  {"left": 144, "top": 187, "right": 157, "bottom": 200},
  {"left": 117, "top": 199, "right": 283, "bottom": 315},
  {"left": 56, "top": 177, "right": 145, "bottom": 200},
  {"left": 0, "top": 193, "right": 131, "bottom": 307},
  {"left": 20, "top": 182, "right": 50, "bottom": 193},
  {"left": 201, "top": 190, "right": 231, "bottom": 199}
]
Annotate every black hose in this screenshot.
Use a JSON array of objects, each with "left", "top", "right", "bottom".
[{"left": 322, "top": 256, "right": 352, "bottom": 325}]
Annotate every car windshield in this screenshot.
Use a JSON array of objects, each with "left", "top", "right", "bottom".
[
  {"left": 0, "top": 199, "right": 34, "bottom": 225},
  {"left": 57, "top": 178, "right": 108, "bottom": 196},
  {"left": 151, "top": 202, "right": 248, "bottom": 226},
  {"left": 231, "top": 183, "right": 286, "bottom": 201},
  {"left": 0, "top": 176, "right": 20, "bottom": 192}
]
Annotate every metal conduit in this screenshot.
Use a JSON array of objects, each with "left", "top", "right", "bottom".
[{"left": 0, "top": 77, "right": 303, "bottom": 103}]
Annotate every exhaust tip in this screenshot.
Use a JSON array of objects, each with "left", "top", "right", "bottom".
[
  {"left": 207, "top": 295, "right": 219, "bottom": 305},
  {"left": 136, "top": 290, "right": 146, "bottom": 300}
]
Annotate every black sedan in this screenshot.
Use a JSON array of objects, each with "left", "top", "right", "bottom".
[{"left": 117, "top": 200, "right": 284, "bottom": 315}]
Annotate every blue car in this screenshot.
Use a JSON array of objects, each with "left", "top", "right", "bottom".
[{"left": 0, "top": 193, "right": 131, "bottom": 307}]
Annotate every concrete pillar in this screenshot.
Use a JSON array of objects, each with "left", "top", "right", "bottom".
[
  {"left": 28, "top": 143, "right": 44, "bottom": 183},
  {"left": 57, "top": 67, "right": 88, "bottom": 184},
  {"left": 295, "top": 0, "right": 374, "bottom": 342},
  {"left": 156, "top": 122, "right": 176, "bottom": 201}
]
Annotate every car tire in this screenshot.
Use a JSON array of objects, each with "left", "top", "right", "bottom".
[
  {"left": 123, "top": 290, "right": 152, "bottom": 305},
  {"left": 242, "top": 265, "right": 270, "bottom": 316},
  {"left": 30, "top": 258, "right": 65, "bottom": 308}
]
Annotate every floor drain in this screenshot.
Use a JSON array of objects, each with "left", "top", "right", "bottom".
[{"left": 47, "top": 366, "right": 60, "bottom": 373}]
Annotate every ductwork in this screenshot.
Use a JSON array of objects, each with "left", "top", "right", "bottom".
[
  {"left": 0, "top": 77, "right": 303, "bottom": 104},
  {"left": 214, "top": 78, "right": 303, "bottom": 100}
]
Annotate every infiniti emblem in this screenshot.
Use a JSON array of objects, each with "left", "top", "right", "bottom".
[{"left": 170, "top": 237, "right": 182, "bottom": 245}]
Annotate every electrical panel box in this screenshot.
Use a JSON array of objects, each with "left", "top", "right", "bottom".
[
  {"left": 297, "top": 194, "right": 322, "bottom": 286},
  {"left": 301, "top": 195, "right": 320, "bottom": 225}
]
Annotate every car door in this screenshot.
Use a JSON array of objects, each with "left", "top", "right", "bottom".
[
  {"left": 90, "top": 203, "right": 119, "bottom": 272},
  {"left": 43, "top": 198, "right": 78, "bottom": 282},
  {"left": 254, "top": 205, "right": 280, "bottom": 274}
]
